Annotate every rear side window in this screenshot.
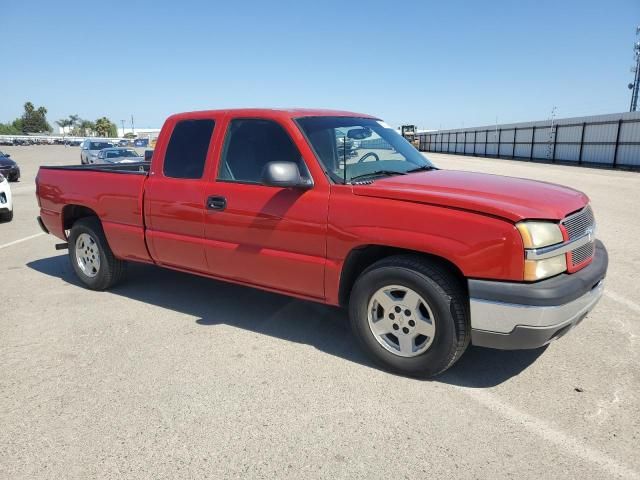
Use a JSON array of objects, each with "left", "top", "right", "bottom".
[{"left": 164, "top": 119, "right": 215, "bottom": 179}]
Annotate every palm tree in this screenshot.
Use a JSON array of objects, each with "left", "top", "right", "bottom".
[
  {"left": 78, "top": 119, "right": 95, "bottom": 137},
  {"left": 68, "top": 114, "right": 80, "bottom": 131},
  {"left": 55, "top": 118, "right": 72, "bottom": 140},
  {"left": 94, "top": 117, "right": 112, "bottom": 137}
]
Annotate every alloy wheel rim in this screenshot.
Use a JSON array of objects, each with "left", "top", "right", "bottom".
[
  {"left": 75, "top": 233, "right": 100, "bottom": 278},
  {"left": 367, "top": 285, "right": 436, "bottom": 357}
]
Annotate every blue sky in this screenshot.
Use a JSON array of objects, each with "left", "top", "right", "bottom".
[{"left": 1, "top": 0, "right": 639, "bottom": 130}]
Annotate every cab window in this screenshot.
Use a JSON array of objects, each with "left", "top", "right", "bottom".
[
  {"left": 218, "top": 119, "right": 309, "bottom": 183},
  {"left": 163, "top": 119, "right": 215, "bottom": 179}
]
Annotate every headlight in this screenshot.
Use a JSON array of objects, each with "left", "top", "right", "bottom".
[
  {"left": 523, "top": 255, "right": 567, "bottom": 281},
  {"left": 516, "top": 221, "right": 566, "bottom": 281},
  {"left": 516, "top": 221, "right": 563, "bottom": 248}
]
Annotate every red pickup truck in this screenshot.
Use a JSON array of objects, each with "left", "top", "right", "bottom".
[{"left": 36, "top": 109, "right": 608, "bottom": 377}]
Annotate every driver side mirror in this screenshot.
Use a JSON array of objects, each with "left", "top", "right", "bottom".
[{"left": 261, "top": 161, "right": 311, "bottom": 189}]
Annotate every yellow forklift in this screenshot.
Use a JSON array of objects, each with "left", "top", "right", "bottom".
[{"left": 401, "top": 125, "right": 420, "bottom": 149}]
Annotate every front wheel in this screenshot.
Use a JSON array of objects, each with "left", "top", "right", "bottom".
[
  {"left": 349, "top": 255, "right": 470, "bottom": 378},
  {"left": 68, "top": 217, "right": 127, "bottom": 290}
]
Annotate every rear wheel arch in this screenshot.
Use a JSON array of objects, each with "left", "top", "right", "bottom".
[
  {"left": 62, "top": 204, "right": 100, "bottom": 234},
  {"left": 338, "top": 245, "right": 467, "bottom": 307}
]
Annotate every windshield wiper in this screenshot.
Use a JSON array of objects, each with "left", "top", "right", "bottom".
[
  {"left": 349, "top": 170, "right": 406, "bottom": 183},
  {"left": 406, "top": 165, "right": 437, "bottom": 173}
]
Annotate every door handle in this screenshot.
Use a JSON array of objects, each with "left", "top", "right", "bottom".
[{"left": 207, "top": 195, "right": 227, "bottom": 211}]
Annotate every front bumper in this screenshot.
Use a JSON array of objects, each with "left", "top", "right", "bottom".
[{"left": 469, "top": 240, "right": 608, "bottom": 350}]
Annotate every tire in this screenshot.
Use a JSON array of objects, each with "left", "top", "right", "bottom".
[
  {"left": 0, "top": 209, "right": 13, "bottom": 222},
  {"left": 349, "top": 255, "right": 470, "bottom": 378},
  {"left": 68, "top": 217, "right": 127, "bottom": 290}
]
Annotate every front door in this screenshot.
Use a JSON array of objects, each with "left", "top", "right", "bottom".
[{"left": 203, "top": 117, "right": 328, "bottom": 299}]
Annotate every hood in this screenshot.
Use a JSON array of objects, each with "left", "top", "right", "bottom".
[
  {"left": 0, "top": 157, "right": 16, "bottom": 167},
  {"left": 351, "top": 170, "right": 589, "bottom": 222}
]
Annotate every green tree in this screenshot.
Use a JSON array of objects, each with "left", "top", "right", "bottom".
[
  {"left": 56, "top": 118, "right": 72, "bottom": 138},
  {"left": 94, "top": 117, "right": 118, "bottom": 137},
  {"left": 71, "top": 119, "right": 95, "bottom": 136},
  {"left": 124, "top": 132, "right": 137, "bottom": 139},
  {"left": 12, "top": 118, "right": 23, "bottom": 132},
  {"left": 69, "top": 114, "right": 80, "bottom": 128},
  {"left": 0, "top": 122, "right": 20, "bottom": 135},
  {"left": 21, "top": 102, "right": 52, "bottom": 133}
]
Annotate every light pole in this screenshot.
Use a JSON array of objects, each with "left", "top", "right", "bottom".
[
  {"left": 120, "top": 120, "right": 126, "bottom": 138},
  {"left": 629, "top": 26, "right": 640, "bottom": 112}
]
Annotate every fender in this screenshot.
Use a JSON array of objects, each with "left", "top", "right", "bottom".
[{"left": 324, "top": 188, "right": 524, "bottom": 305}]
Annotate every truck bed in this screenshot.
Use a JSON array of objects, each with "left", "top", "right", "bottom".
[{"left": 37, "top": 162, "right": 152, "bottom": 263}]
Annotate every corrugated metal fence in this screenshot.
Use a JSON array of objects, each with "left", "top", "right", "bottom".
[{"left": 418, "top": 112, "right": 640, "bottom": 169}]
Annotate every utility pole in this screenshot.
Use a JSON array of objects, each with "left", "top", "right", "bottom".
[
  {"left": 120, "top": 120, "right": 126, "bottom": 138},
  {"left": 629, "top": 26, "right": 640, "bottom": 112},
  {"left": 131, "top": 115, "right": 135, "bottom": 136}
]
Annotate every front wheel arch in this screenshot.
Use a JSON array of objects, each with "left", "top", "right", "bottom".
[{"left": 338, "top": 245, "right": 466, "bottom": 307}]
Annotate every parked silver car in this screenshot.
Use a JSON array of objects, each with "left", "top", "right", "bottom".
[
  {"left": 95, "top": 148, "right": 143, "bottom": 164},
  {"left": 80, "top": 140, "right": 115, "bottom": 164}
]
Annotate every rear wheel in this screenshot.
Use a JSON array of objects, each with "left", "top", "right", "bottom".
[
  {"left": 68, "top": 217, "right": 127, "bottom": 290},
  {"left": 349, "top": 255, "right": 470, "bottom": 378}
]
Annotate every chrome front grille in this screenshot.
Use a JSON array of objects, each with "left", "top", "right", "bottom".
[
  {"left": 570, "top": 241, "right": 595, "bottom": 266},
  {"left": 562, "top": 205, "right": 595, "bottom": 240},
  {"left": 562, "top": 205, "right": 596, "bottom": 267}
]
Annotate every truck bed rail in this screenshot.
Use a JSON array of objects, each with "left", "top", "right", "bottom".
[{"left": 40, "top": 162, "right": 150, "bottom": 175}]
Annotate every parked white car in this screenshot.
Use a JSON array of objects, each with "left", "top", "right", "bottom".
[
  {"left": 0, "top": 173, "right": 13, "bottom": 222},
  {"left": 80, "top": 140, "right": 115, "bottom": 164}
]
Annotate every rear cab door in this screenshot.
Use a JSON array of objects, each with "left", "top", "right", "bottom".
[{"left": 144, "top": 112, "right": 224, "bottom": 273}]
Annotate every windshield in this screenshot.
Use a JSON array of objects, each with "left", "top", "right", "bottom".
[
  {"left": 106, "top": 149, "right": 140, "bottom": 159},
  {"left": 90, "top": 142, "right": 113, "bottom": 150},
  {"left": 296, "top": 117, "right": 433, "bottom": 183}
]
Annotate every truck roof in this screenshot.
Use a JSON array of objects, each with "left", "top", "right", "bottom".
[{"left": 167, "top": 108, "right": 378, "bottom": 122}]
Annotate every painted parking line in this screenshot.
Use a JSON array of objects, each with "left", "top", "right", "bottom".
[
  {"left": 0, "top": 232, "right": 45, "bottom": 250},
  {"left": 605, "top": 291, "right": 640, "bottom": 314},
  {"left": 460, "top": 388, "right": 640, "bottom": 480}
]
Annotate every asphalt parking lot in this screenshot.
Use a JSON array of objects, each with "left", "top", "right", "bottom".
[{"left": 1, "top": 145, "right": 639, "bottom": 479}]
